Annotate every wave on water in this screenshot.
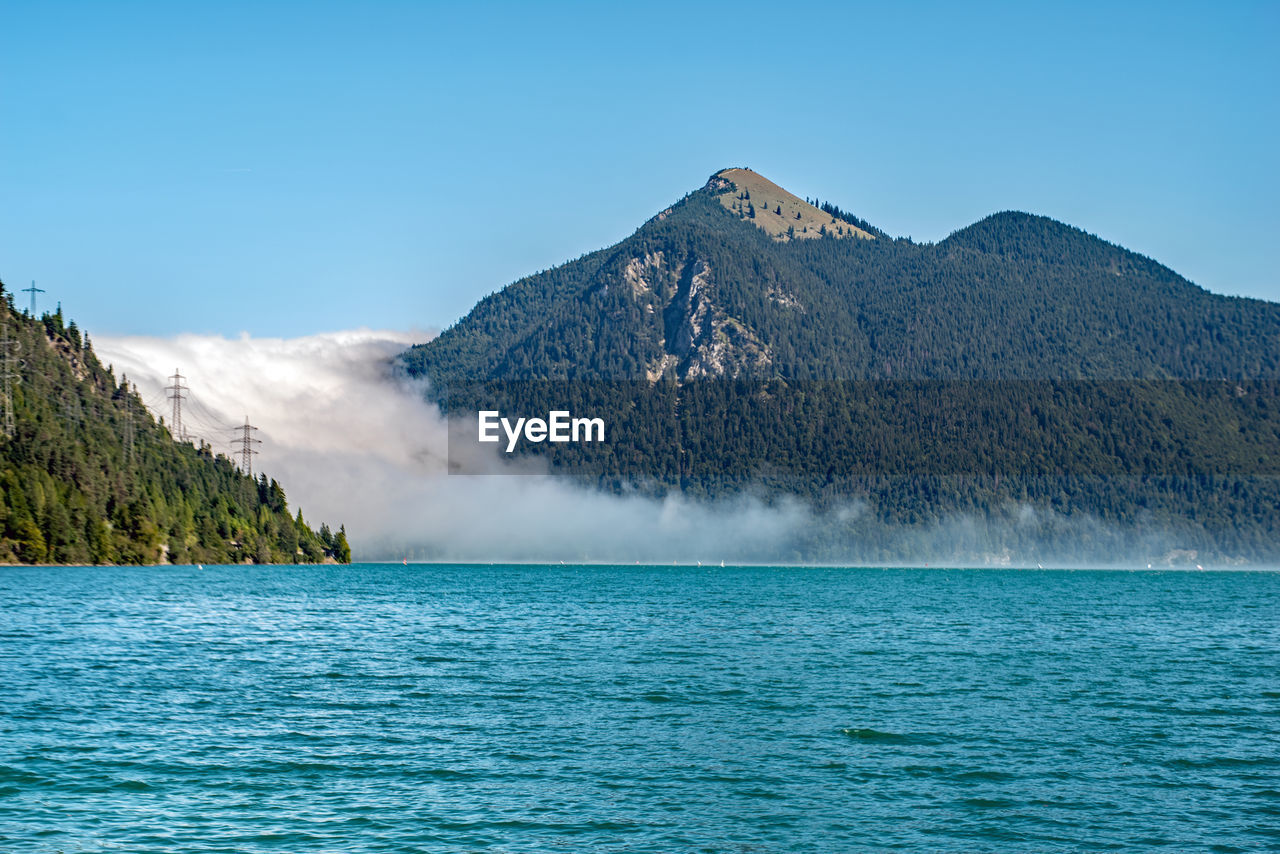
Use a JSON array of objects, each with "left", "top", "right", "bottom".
[{"left": 840, "top": 728, "right": 944, "bottom": 746}]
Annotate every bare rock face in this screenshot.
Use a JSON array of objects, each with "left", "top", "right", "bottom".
[
  {"left": 767, "top": 283, "right": 804, "bottom": 311},
  {"left": 704, "top": 174, "right": 733, "bottom": 193},
  {"left": 623, "top": 251, "right": 666, "bottom": 299},
  {"left": 667, "top": 259, "right": 711, "bottom": 356},
  {"left": 619, "top": 254, "right": 773, "bottom": 382},
  {"left": 48, "top": 335, "right": 91, "bottom": 381}
]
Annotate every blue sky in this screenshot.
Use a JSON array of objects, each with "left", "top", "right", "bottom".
[{"left": 1, "top": 0, "right": 1276, "bottom": 337}]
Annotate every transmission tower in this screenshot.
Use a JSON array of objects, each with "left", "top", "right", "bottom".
[
  {"left": 165, "top": 368, "right": 189, "bottom": 441},
  {"left": 0, "top": 318, "right": 22, "bottom": 439},
  {"left": 124, "top": 383, "right": 137, "bottom": 466},
  {"left": 230, "top": 416, "right": 261, "bottom": 476},
  {"left": 22, "top": 281, "right": 45, "bottom": 317}
]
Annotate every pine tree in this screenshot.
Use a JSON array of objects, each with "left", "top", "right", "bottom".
[{"left": 333, "top": 525, "right": 352, "bottom": 564}]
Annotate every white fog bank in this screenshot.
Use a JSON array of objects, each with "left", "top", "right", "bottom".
[
  {"left": 93, "top": 329, "right": 1208, "bottom": 567},
  {"left": 93, "top": 329, "right": 814, "bottom": 563}
]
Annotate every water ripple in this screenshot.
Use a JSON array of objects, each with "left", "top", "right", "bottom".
[{"left": 1, "top": 564, "right": 1278, "bottom": 852}]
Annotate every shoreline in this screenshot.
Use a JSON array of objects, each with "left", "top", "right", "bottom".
[{"left": 3, "top": 561, "right": 1275, "bottom": 571}]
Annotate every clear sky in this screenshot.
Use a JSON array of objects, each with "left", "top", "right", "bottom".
[{"left": 2, "top": 0, "right": 1276, "bottom": 337}]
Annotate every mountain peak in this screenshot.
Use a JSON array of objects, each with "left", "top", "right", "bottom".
[
  {"left": 706, "top": 168, "right": 875, "bottom": 241},
  {"left": 940, "top": 210, "right": 1173, "bottom": 276}
]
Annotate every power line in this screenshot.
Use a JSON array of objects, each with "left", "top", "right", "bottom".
[
  {"left": 230, "top": 416, "right": 261, "bottom": 477},
  {"left": 183, "top": 405, "right": 236, "bottom": 450},
  {"left": 137, "top": 376, "right": 223, "bottom": 454},
  {"left": 140, "top": 389, "right": 169, "bottom": 419},
  {"left": 149, "top": 370, "right": 257, "bottom": 471},
  {"left": 185, "top": 395, "right": 239, "bottom": 435},
  {"left": 182, "top": 390, "right": 246, "bottom": 455}
]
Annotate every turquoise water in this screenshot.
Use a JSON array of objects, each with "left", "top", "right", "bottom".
[{"left": 1, "top": 565, "right": 1278, "bottom": 852}]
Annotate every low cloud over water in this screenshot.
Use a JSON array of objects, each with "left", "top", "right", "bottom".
[
  {"left": 94, "top": 330, "right": 814, "bottom": 563},
  {"left": 94, "top": 330, "right": 1210, "bottom": 566}
]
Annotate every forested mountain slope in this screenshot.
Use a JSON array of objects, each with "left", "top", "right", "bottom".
[
  {"left": 400, "top": 168, "right": 1280, "bottom": 562},
  {"left": 0, "top": 284, "right": 350, "bottom": 565}
]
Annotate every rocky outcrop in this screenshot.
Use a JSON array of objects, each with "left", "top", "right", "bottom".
[
  {"left": 639, "top": 256, "right": 771, "bottom": 381},
  {"left": 623, "top": 251, "right": 666, "bottom": 299}
]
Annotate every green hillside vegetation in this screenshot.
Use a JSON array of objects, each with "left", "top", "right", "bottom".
[
  {"left": 0, "top": 283, "right": 350, "bottom": 565},
  {"left": 402, "top": 170, "right": 1280, "bottom": 562}
]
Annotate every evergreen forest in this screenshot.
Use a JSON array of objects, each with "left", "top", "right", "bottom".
[{"left": 0, "top": 283, "right": 350, "bottom": 565}]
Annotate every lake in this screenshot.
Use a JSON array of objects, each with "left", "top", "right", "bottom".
[{"left": 2, "top": 564, "right": 1278, "bottom": 851}]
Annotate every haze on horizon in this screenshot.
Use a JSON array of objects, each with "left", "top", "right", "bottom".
[
  {"left": 91, "top": 329, "right": 1210, "bottom": 568},
  {"left": 1, "top": 0, "right": 1276, "bottom": 340}
]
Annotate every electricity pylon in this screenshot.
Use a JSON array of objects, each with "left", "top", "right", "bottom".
[
  {"left": 165, "top": 369, "right": 189, "bottom": 441},
  {"left": 21, "top": 281, "right": 45, "bottom": 316},
  {"left": 230, "top": 416, "right": 261, "bottom": 476},
  {"left": 125, "top": 383, "right": 137, "bottom": 466},
  {"left": 0, "top": 318, "right": 21, "bottom": 439}
]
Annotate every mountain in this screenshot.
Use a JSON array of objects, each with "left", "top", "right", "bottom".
[
  {"left": 0, "top": 287, "right": 350, "bottom": 565},
  {"left": 404, "top": 167, "right": 1280, "bottom": 384},
  {"left": 400, "top": 168, "right": 1280, "bottom": 562}
]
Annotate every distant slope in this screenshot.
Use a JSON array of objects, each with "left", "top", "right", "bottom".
[
  {"left": 400, "top": 169, "right": 1280, "bottom": 562},
  {"left": 0, "top": 285, "right": 350, "bottom": 565}
]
